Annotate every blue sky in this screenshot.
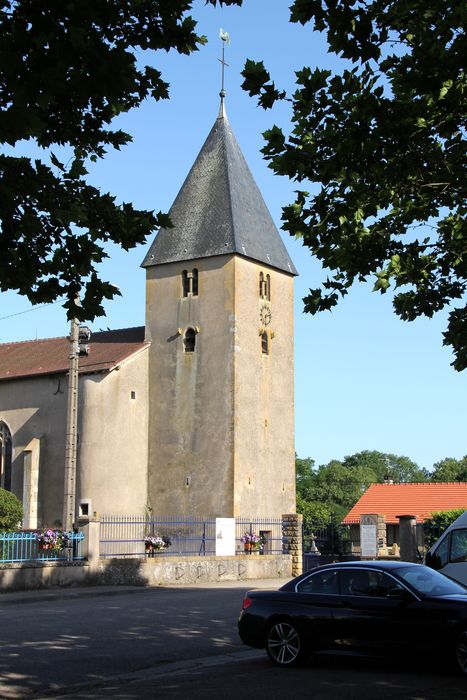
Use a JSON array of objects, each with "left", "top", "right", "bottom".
[{"left": 1, "top": 1, "right": 465, "bottom": 471}]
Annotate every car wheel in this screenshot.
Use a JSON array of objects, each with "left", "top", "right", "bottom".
[
  {"left": 455, "top": 629, "right": 467, "bottom": 676},
  {"left": 265, "top": 620, "right": 305, "bottom": 667}
]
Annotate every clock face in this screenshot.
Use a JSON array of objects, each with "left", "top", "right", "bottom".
[{"left": 260, "top": 304, "right": 272, "bottom": 326}]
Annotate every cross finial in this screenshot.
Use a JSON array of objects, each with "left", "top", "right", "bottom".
[{"left": 218, "top": 28, "right": 230, "bottom": 115}]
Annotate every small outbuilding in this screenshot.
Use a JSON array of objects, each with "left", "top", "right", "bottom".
[{"left": 343, "top": 482, "right": 467, "bottom": 556}]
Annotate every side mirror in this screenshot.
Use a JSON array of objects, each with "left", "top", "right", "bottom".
[
  {"left": 425, "top": 551, "right": 441, "bottom": 570},
  {"left": 387, "top": 587, "right": 411, "bottom": 601}
]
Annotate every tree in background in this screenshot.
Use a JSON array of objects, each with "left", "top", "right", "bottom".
[
  {"left": 242, "top": 0, "right": 466, "bottom": 370},
  {"left": 296, "top": 449, "right": 428, "bottom": 525},
  {"left": 342, "top": 450, "right": 428, "bottom": 483},
  {"left": 425, "top": 508, "right": 465, "bottom": 546},
  {"left": 296, "top": 456, "right": 334, "bottom": 526},
  {"left": 431, "top": 456, "right": 467, "bottom": 481},
  {"left": 0, "top": 0, "right": 241, "bottom": 322}
]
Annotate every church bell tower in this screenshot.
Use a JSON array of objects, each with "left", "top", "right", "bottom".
[{"left": 142, "top": 95, "right": 297, "bottom": 518}]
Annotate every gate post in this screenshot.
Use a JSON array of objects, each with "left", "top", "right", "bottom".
[
  {"left": 282, "top": 513, "right": 303, "bottom": 576},
  {"left": 397, "top": 514, "right": 418, "bottom": 562},
  {"left": 77, "top": 517, "right": 100, "bottom": 571}
]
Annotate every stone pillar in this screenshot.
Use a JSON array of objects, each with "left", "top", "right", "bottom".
[
  {"left": 397, "top": 514, "right": 418, "bottom": 562},
  {"left": 282, "top": 513, "right": 303, "bottom": 576},
  {"left": 77, "top": 517, "right": 100, "bottom": 570},
  {"left": 377, "top": 514, "right": 387, "bottom": 556},
  {"left": 22, "top": 438, "right": 41, "bottom": 530}
]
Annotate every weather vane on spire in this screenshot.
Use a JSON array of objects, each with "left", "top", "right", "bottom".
[{"left": 219, "top": 28, "right": 230, "bottom": 101}]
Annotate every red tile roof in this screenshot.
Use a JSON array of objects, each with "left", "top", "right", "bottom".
[
  {"left": 343, "top": 482, "right": 467, "bottom": 523},
  {"left": 0, "top": 327, "right": 148, "bottom": 382}
]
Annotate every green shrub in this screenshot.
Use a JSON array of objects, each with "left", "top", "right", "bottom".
[
  {"left": 0, "top": 488, "right": 23, "bottom": 531},
  {"left": 424, "top": 508, "right": 466, "bottom": 547}
]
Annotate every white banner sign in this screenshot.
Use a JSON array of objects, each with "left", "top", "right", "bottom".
[
  {"left": 360, "top": 523, "right": 377, "bottom": 557},
  {"left": 215, "top": 518, "right": 236, "bottom": 556}
]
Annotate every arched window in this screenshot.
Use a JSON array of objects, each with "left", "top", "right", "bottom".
[
  {"left": 184, "top": 328, "right": 196, "bottom": 353},
  {"left": 266, "top": 274, "right": 271, "bottom": 301},
  {"left": 261, "top": 332, "right": 269, "bottom": 355},
  {"left": 259, "top": 272, "right": 265, "bottom": 298},
  {"left": 182, "top": 270, "right": 189, "bottom": 297},
  {"left": 0, "top": 421, "right": 12, "bottom": 491}
]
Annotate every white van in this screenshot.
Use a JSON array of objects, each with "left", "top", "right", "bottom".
[{"left": 425, "top": 510, "right": 467, "bottom": 587}]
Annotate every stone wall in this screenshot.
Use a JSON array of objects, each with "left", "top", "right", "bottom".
[
  {"left": 0, "top": 561, "right": 89, "bottom": 591},
  {"left": 0, "top": 554, "right": 292, "bottom": 592},
  {"left": 0, "top": 515, "right": 297, "bottom": 592},
  {"left": 96, "top": 554, "right": 292, "bottom": 587}
]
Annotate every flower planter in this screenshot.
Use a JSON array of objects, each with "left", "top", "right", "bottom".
[
  {"left": 144, "top": 534, "right": 171, "bottom": 556},
  {"left": 35, "top": 529, "right": 70, "bottom": 553},
  {"left": 244, "top": 544, "right": 260, "bottom": 554},
  {"left": 241, "top": 532, "right": 265, "bottom": 554}
]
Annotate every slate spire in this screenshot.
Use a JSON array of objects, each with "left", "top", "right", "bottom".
[{"left": 142, "top": 102, "right": 297, "bottom": 276}]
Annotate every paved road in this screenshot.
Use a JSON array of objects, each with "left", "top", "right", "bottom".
[
  {"left": 41, "top": 654, "right": 467, "bottom": 700},
  {"left": 1, "top": 581, "right": 466, "bottom": 700},
  {"left": 0, "top": 580, "right": 281, "bottom": 698}
]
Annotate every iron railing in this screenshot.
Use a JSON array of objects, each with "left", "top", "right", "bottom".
[
  {"left": 99, "top": 515, "right": 217, "bottom": 558},
  {"left": 303, "top": 520, "right": 361, "bottom": 557},
  {"left": 99, "top": 515, "right": 284, "bottom": 559},
  {"left": 236, "top": 517, "right": 283, "bottom": 555},
  {"left": 303, "top": 520, "right": 445, "bottom": 562},
  {"left": 0, "top": 530, "right": 84, "bottom": 563}
]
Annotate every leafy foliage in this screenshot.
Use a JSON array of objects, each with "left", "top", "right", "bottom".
[
  {"left": 0, "top": 488, "right": 23, "bottom": 530},
  {"left": 342, "top": 450, "right": 428, "bottom": 483},
  {"left": 0, "top": 0, "right": 241, "bottom": 321},
  {"left": 430, "top": 456, "right": 467, "bottom": 481},
  {"left": 297, "top": 495, "right": 333, "bottom": 529},
  {"left": 424, "top": 508, "right": 465, "bottom": 546},
  {"left": 296, "top": 450, "right": 428, "bottom": 524},
  {"left": 242, "top": 0, "right": 467, "bottom": 369}
]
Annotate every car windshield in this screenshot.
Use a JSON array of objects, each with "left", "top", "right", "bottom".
[{"left": 396, "top": 565, "right": 467, "bottom": 596}]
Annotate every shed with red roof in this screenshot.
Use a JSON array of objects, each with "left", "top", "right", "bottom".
[
  {"left": 342, "top": 482, "right": 467, "bottom": 555},
  {"left": 343, "top": 482, "right": 467, "bottom": 524}
]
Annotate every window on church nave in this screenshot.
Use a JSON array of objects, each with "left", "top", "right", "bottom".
[
  {"left": 182, "top": 269, "right": 198, "bottom": 297},
  {"left": 0, "top": 421, "right": 12, "bottom": 492},
  {"left": 261, "top": 331, "right": 269, "bottom": 355},
  {"left": 184, "top": 328, "right": 196, "bottom": 353}
]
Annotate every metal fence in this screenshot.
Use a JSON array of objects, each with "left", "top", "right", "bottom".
[
  {"left": 0, "top": 530, "right": 84, "bottom": 563},
  {"left": 236, "top": 517, "right": 284, "bottom": 555},
  {"left": 303, "top": 519, "right": 449, "bottom": 563},
  {"left": 99, "top": 515, "right": 284, "bottom": 559},
  {"left": 303, "top": 520, "right": 361, "bottom": 557}
]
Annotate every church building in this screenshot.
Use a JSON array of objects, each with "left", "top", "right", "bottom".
[{"left": 0, "top": 98, "right": 298, "bottom": 528}]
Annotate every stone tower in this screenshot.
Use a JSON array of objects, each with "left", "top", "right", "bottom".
[{"left": 142, "top": 100, "right": 297, "bottom": 517}]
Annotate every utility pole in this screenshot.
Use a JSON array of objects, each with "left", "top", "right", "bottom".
[
  {"left": 63, "top": 308, "right": 91, "bottom": 533},
  {"left": 63, "top": 315, "right": 79, "bottom": 532}
]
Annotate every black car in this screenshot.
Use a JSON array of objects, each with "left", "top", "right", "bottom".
[{"left": 238, "top": 560, "right": 467, "bottom": 674}]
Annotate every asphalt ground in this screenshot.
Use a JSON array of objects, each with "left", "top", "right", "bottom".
[
  {"left": 0, "top": 577, "right": 289, "bottom": 604},
  {"left": 2, "top": 579, "right": 466, "bottom": 700}
]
